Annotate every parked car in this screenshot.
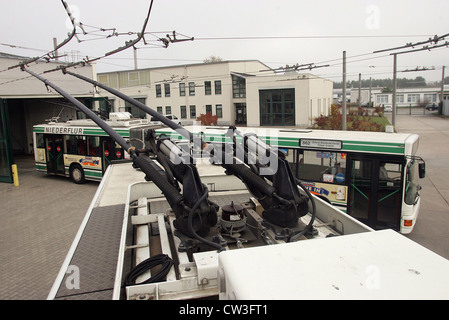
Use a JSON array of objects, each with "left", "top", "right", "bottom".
[
  {"left": 383, "top": 105, "right": 392, "bottom": 113},
  {"left": 151, "top": 114, "right": 182, "bottom": 125},
  {"left": 425, "top": 104, "right": 438, "bottom": 111}
]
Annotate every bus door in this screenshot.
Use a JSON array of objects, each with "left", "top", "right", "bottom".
[
  {"left": 101, "top": 137, "right": 124, "bottom": 172},
  {"left": 45, "top": 135, "right": 65, "bottom": 175},
  {"left": 348, "top": 155, "right": 403, "bottom": 231}
]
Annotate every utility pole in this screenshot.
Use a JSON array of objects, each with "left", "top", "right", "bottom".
[
  {"left": 392, "top": 53, "right": 397, "bottom": 127},
  {"left": 342, "top": 51, "right": 347, "bottom": 131},
  {"left": 369, "top": 77, "right": 372, "bottom": 108},
  {"left": 358, "top": 73, "right": 362, "bottom": 108},
  {"left": 133, "top": 47, "right": 138, "bottom": 70},
  {"left": 441, "top": 66, "right": 446, "bottom": 114},
  {"left": 53, "top": 37, "right": 59, "bottom": 62}
]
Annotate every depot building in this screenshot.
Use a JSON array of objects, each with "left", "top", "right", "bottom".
[
  {"left": 0, "top": 52, "right": 95, "bottom": 183},
  {"left": 0, "top": 56, "right": 332, "bottom": 184},
  {"left": 96, "top": 60, "right": 333, "bottom": 127}
]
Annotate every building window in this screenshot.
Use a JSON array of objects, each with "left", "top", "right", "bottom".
[
  {"left": 259, "top": 89, "right": 295, "bottom": 126},
  {"left": 125, "top": 98, "right": 147, "bottom": 119},
  {"left": 215, "top": 80, "right": 222, "bottom": 94},
  {"left": 128, "top": 72, "right": 139, "bottom": 83},
  {"left": 189, "top": 82, "right": 195, "bottom": 96},
  {"left": 232, "top": 75, "right": 246, "bottom": 98},
  {"left": 165, "top": 106, "right": 171, "bottom": 115},
  {"left": 98, "top": 74, "right": 109, "bottom": 84},
  {"left": 396, "top": 94, "right": 404, "bottom": 103},
  {"left": 156, "top": 84, "right": 162, "bottom": 98},
  {"left": 424, "top": 94, "right": 437, "bottom": 102},
  {"left": 157, "top": 106, "right": 162, "bottom": 113},
  {"left": 179, "top": 83, "right": 186, "bottom": 96},
  {"left": 377, "top": 94, "right": 389, "bottom": 104},
  {"left": 407, "top": 94, "right": 420, "bottom": 103},
  {"left": 204, "top": 81, "right": 212, "bottom": 95},
  {"left": 180, "top": 106, "right": 187, "bottom": 119},
  {"left": 216, "top": 104, "right": 223, "bottom": 118},
  {"left": 205, "top": 105, "right": 212, "bottom": 115},
  {"left": 190, "top": 105, "right": 196, "bottom": 118},
  {"left": 164, "top": 83, "right": 170, "bottom": 97}
]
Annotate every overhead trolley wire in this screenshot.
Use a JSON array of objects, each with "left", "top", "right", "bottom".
[
  {"left": 373, "top": 32, "right": 449, "bottom": 54},
  {"left": 41, "top": 1, "right": 195, "bottom": 74},
  {"left": 193, "top": 34, "right": 433, "bottom": 41},
  {"left": 2, "top": 0, "right": 445, "bottom": 85},
  {"left": 4, "top": 0, "right": 77, "bottom": 72}
]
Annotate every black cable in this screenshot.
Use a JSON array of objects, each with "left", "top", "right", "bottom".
[
  {"left": 289, "top": 179, "right": 317, "bottom": 242},
  {"left": 187, "top": 188, "right": 226, "bottom": 252},
  {"left": 124, "top": 254, "right": 174, "bottom": 286}
]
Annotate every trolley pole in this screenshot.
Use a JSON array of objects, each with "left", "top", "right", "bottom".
[
  {"left": 441, "top": 66, "right": 445, "bottom": 114},
  {"left": 358, "top": 73, "right": 362, "bottom": 108}
]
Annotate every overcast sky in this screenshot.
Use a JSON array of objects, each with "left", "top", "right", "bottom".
[{"left": 1, "top": 0, "right": 448, "bottom": 83}]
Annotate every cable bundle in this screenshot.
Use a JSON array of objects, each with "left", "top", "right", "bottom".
[{"left": 124, "top": 254, "right": 174, "bottom": 286}]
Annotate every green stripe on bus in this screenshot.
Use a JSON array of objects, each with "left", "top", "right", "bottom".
[
  {"left": 83, "top": 129, "right": 129, "bottom": 137},
  {"left": 343, "top": 144, "right": 404, "bottom": 154},
  {"left": 84, "top": 170, "right": 103, "bottom": 178},
  {"left": 156, "top": 131, "right": 406, "bottom": 154},
  {"left": 344, "top": 140, "right": 403, "bottom": 147},
  {"left": 36, "top": 164, "right": 46, "bottom": 170}
]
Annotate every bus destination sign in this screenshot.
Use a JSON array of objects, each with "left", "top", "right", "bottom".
[
  {"left": 44, "top": 127, "right": 84, "bottom": 135},
  {"left": 300, "top": 138, "right": 342, "bottom": 150}
]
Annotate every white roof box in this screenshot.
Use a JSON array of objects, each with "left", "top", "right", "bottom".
[{"left": 109, "top": 112, "right": 132, "bottom": 121}]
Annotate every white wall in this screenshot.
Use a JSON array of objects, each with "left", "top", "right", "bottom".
[
  {"left": 308, "top": 77, "right": 333, "bottom": 125},
  {"left": 97, "top": 61, "right": 333, "bottom": 127},
  {"left": 246, "top": 73, "right": 333, "bottom": 127},
  {"left": 0, "top": 55, "right": 96, "bottom": 154},
  {"left": 0, "top": 57, "right": 94, "bottom": 98}
]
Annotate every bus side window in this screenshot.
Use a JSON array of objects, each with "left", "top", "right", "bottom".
[
  {"left": 35, "top": 133, "right": 45, "bottom": 148},
  {"left": 87, "top": 136, "right": 100, "bottom": 156},
  {"left": 297, "top": 150, "right": 347, "bottom": 184},
  {"left": 65, "top": 135, "right": 75, "bottom": 154},
  {"left": 65, "top": 135, "right": 76, "bottom": 154},
  {"left": 64, "top": 135, "right": 86, "bottom": 155},
  {"left": 78, "top": 137, "right": 87, "bottom": 156}
]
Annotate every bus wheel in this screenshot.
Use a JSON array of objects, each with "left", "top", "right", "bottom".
[{"left": 70, "top": 164, "right": 86, "bottom": 184}]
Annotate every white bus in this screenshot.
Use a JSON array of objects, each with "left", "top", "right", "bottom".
[
  {"left": 32, "top": 113, "right": 159, "bottom": 183},
  {"left": 157, "top": 126, "right": 426, "bottom": 234}
]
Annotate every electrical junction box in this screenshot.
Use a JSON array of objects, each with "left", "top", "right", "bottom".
[{"left": 218, "top": 229, "right": 449, "bottom": 300}]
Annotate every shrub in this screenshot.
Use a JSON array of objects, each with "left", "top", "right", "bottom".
[
  {"left": 313, "top": 105, "right": 384, "bottom": 132},
  {"left": 374, "top": 106, "right": 384, "bottom": 117},
  {"left": 196, "top": 113, "right": 218, "bottom": 125}
]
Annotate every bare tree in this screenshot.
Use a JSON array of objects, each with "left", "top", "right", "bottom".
[{"left": 203, "top": 55, "right": 223, "bottom": 63}]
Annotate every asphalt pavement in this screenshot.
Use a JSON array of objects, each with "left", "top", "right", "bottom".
[
  {"left": 0, "top": 158, "right": 99, "bottom": 300},
  {"left": 392, "top": 111, "right": 449, "bottom": 259}
]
